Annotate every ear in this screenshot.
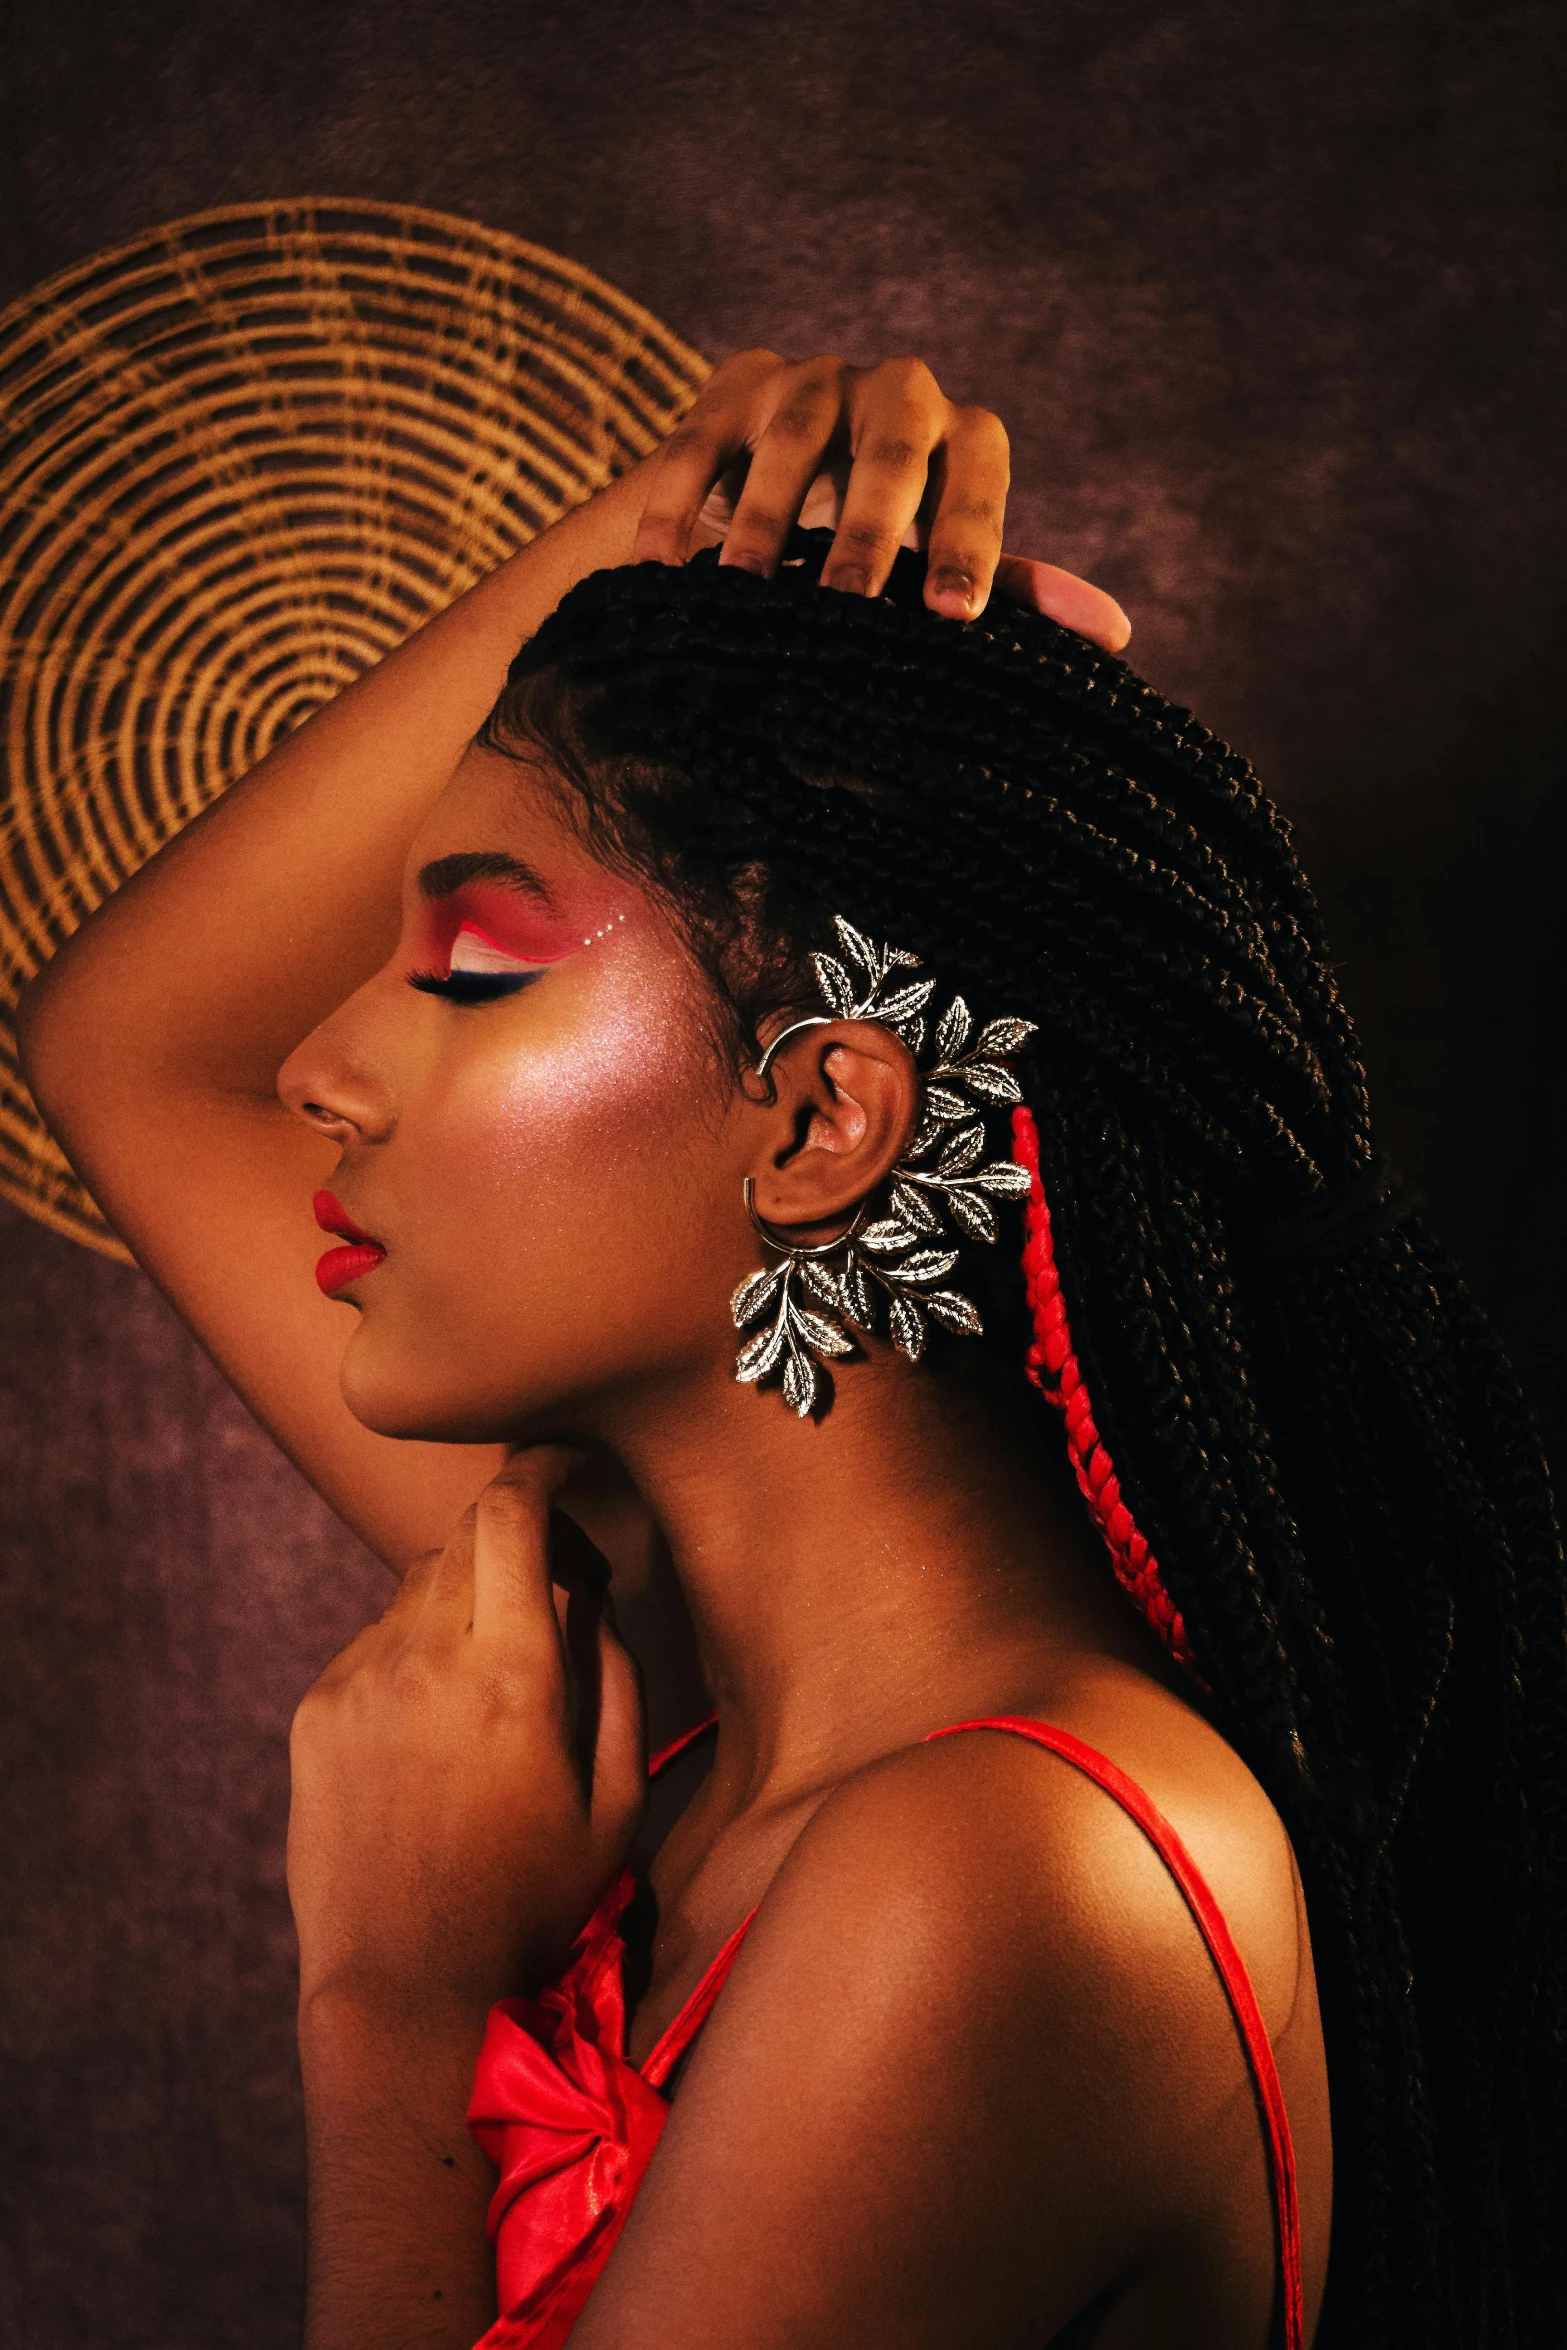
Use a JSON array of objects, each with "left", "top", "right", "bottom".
[{"left": 745, "top": 1020, "right": 920, "bottom": 1237}]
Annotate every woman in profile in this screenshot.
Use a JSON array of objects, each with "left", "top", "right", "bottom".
[{"left": 18, "top": 348, "right": 1564, "bottom": 2350}]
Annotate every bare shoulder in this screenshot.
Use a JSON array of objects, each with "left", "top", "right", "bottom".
[
  {"left": 810, "top": 1689, "right": 1301, "bottom": 2040},
  {"left": 784, "top": 1681, "right": 1308, "bottom": 2040}
]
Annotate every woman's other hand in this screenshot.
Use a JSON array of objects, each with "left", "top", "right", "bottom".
[
  {"left": 287, "top": 1444, "right": 646, "bottom": 2032},
  {"left": 288, "top": 1443, "right": 644, "bottom": 2347},
  {"left": 632, "top": 348, "right": 1131, "bottom": 651}
]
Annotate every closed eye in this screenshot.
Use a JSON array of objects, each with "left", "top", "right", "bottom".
[
  {"left": 408, "top": 968, "right": 544, "bottom": 1003},
  {"left": 408, "top": 919, "right": 552, "bottom": 1003}
]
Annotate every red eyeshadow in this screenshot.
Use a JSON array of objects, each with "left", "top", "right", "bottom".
[{"left": 423, "top": 885, "right": 579, "bottom": 969}]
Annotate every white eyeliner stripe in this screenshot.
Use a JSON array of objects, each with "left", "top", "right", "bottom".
[{"left": 449, "top": 925, "right": 543, "bottom": 977}]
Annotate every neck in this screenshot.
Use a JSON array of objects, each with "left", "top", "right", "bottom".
[{"left": 595, "top": 1335, "right": 1153, "bottom": 1804}]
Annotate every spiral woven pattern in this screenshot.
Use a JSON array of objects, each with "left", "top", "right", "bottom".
[{"left": 0, "top": 198, "right": 706, "bottom": 1257}]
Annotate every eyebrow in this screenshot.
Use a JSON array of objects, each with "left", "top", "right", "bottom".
[{"left": 417, "top": 851, "right": 556, "bottom": 907}]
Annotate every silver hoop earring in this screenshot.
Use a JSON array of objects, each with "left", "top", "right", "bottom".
[{"left": 731, "top": 915, "right": 1036, "bottom": 1416}]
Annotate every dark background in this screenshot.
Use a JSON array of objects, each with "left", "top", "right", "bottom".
[{"left": 1, "top": 3, "right": 1562, "bottom": 2341}]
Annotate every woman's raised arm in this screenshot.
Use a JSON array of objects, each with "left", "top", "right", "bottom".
[{"left": 15, "top": 449, "right": 656, "bottom": 1566}]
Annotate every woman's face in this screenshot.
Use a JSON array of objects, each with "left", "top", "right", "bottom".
[{"left": 277, "top": 743, "right": 761, "bottom": 1445}]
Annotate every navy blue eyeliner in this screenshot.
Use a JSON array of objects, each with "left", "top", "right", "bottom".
[{"left": 408, "top": 970, "right": 544, "bottom": 1003}]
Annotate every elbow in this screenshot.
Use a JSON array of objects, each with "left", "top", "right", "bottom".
[
  {"left": 16, "top": 968, "right": 59, "bottom": 1123},
  {"left": 15, "top": 950, "right": 93, "bottom": 1136},
  {"left": 15, "top": 962, "right": 53, "bottom": 1097}
]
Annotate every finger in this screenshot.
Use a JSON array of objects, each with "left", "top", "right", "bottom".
[
  {"left": 691, "top": 455, "right": 751, "bottom": 550},
  {"left": 820, "top": 358, "right": 945, "bottom": 597},
  {"left": 410, "top": 1507, "right": 477, "bottom": 1634},
  {"left": 308, "top": 1545, "right": 447, "bottom": 1692},
  {"left": 633, "top": 348, "right": 784, "bottom": 567},
  {"left": 587, "top": 1608, "right": 648, "bottom": 1843},
  {"left": 996, "top": 554, "right": 1131, "bottom": 652},
  {"left": 379, "top": 1546, "right": 444, "bottom": 1623},
  {"left": 717, "top": 359, "right": 849, "bottom": 578},
  {"left": 549, "top": 1503, "right": 614, "bottom": 1605},
  {"left": 798, "top": 461, "right": 850, "bottom": 535},
  {"left": 920, "top": 404, "right": 1011, "bottom": 619},
  {"left": 469, "top": 1445, "right": 591, "bottom": 1652}
]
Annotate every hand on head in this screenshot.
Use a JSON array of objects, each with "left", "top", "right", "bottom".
[{"left": 633, "top": 348, "right": 1132, "bottom": 651}]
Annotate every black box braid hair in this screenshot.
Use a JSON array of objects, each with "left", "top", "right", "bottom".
[{"left": 481, "top": 531, "right": 1566, "bottom": 2350}]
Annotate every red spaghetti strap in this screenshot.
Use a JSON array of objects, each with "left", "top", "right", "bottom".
[
  {"left": 647, "top": 1711, "right": 719, "bottom": 1780},
  {"left": 637, "top": 1714, "right": 757, "bottom": 2090},
  {"left": 926, "top": 1717, "right": 1304, "bottom": 2350},
  {"left": 639, "top": 1905, "right": 760, "bottom": 2092}
]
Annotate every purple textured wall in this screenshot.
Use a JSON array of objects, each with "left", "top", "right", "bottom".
[{"left": 1, "top": 4, "right": 1562, "bottom": 2341}]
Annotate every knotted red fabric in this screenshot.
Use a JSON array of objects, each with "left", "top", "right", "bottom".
[
  {"left": 467, "top": 1720, "right": 751, "bottom": 2349},
  {"left": 467, "top": 1872, "right": 667, "bottom": 2348}
]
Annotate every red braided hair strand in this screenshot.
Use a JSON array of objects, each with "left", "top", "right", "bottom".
[{"left": 1013, "top": 1104, "right": 1202, "bottom": 1680}]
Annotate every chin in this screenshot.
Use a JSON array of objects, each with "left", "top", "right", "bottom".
[
  {"left": 336, "top": 1320, "right": 596, "bottom": 1448},
  {"left": 338, "top": 1333, "right": 509, "bottom": 1445}
]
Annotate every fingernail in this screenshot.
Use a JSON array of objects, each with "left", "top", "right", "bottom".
[
  {"left": 826, "top": 567, "right": 869, "bottom": 596},
  {"left": 930, "top": 571, "right": 975, "bottom": 618},
  {"left": 722, "top": 550, "right": 768, "bottom": 576}
]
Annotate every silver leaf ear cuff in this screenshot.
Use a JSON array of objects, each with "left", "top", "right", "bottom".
[{"left": 732, "top": 915, "right": 1036, "bottom": 1417}]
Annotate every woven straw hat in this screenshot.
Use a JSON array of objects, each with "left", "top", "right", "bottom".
[{"left": 0, "top": 199, "right": 706, "bottom": 1259}]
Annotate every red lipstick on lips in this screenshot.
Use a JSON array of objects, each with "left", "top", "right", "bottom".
[{"left": 313, "top": 1190, "right": 388, "bottom": 1296}]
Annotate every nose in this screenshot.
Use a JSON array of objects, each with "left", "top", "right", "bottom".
[{"left": 277, "top": 985, "right": 399, "bottom": 1148}]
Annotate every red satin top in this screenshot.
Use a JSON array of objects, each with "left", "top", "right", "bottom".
[{"left": 467, "top": 1715, "right": 1304, "bottom": 2350}]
